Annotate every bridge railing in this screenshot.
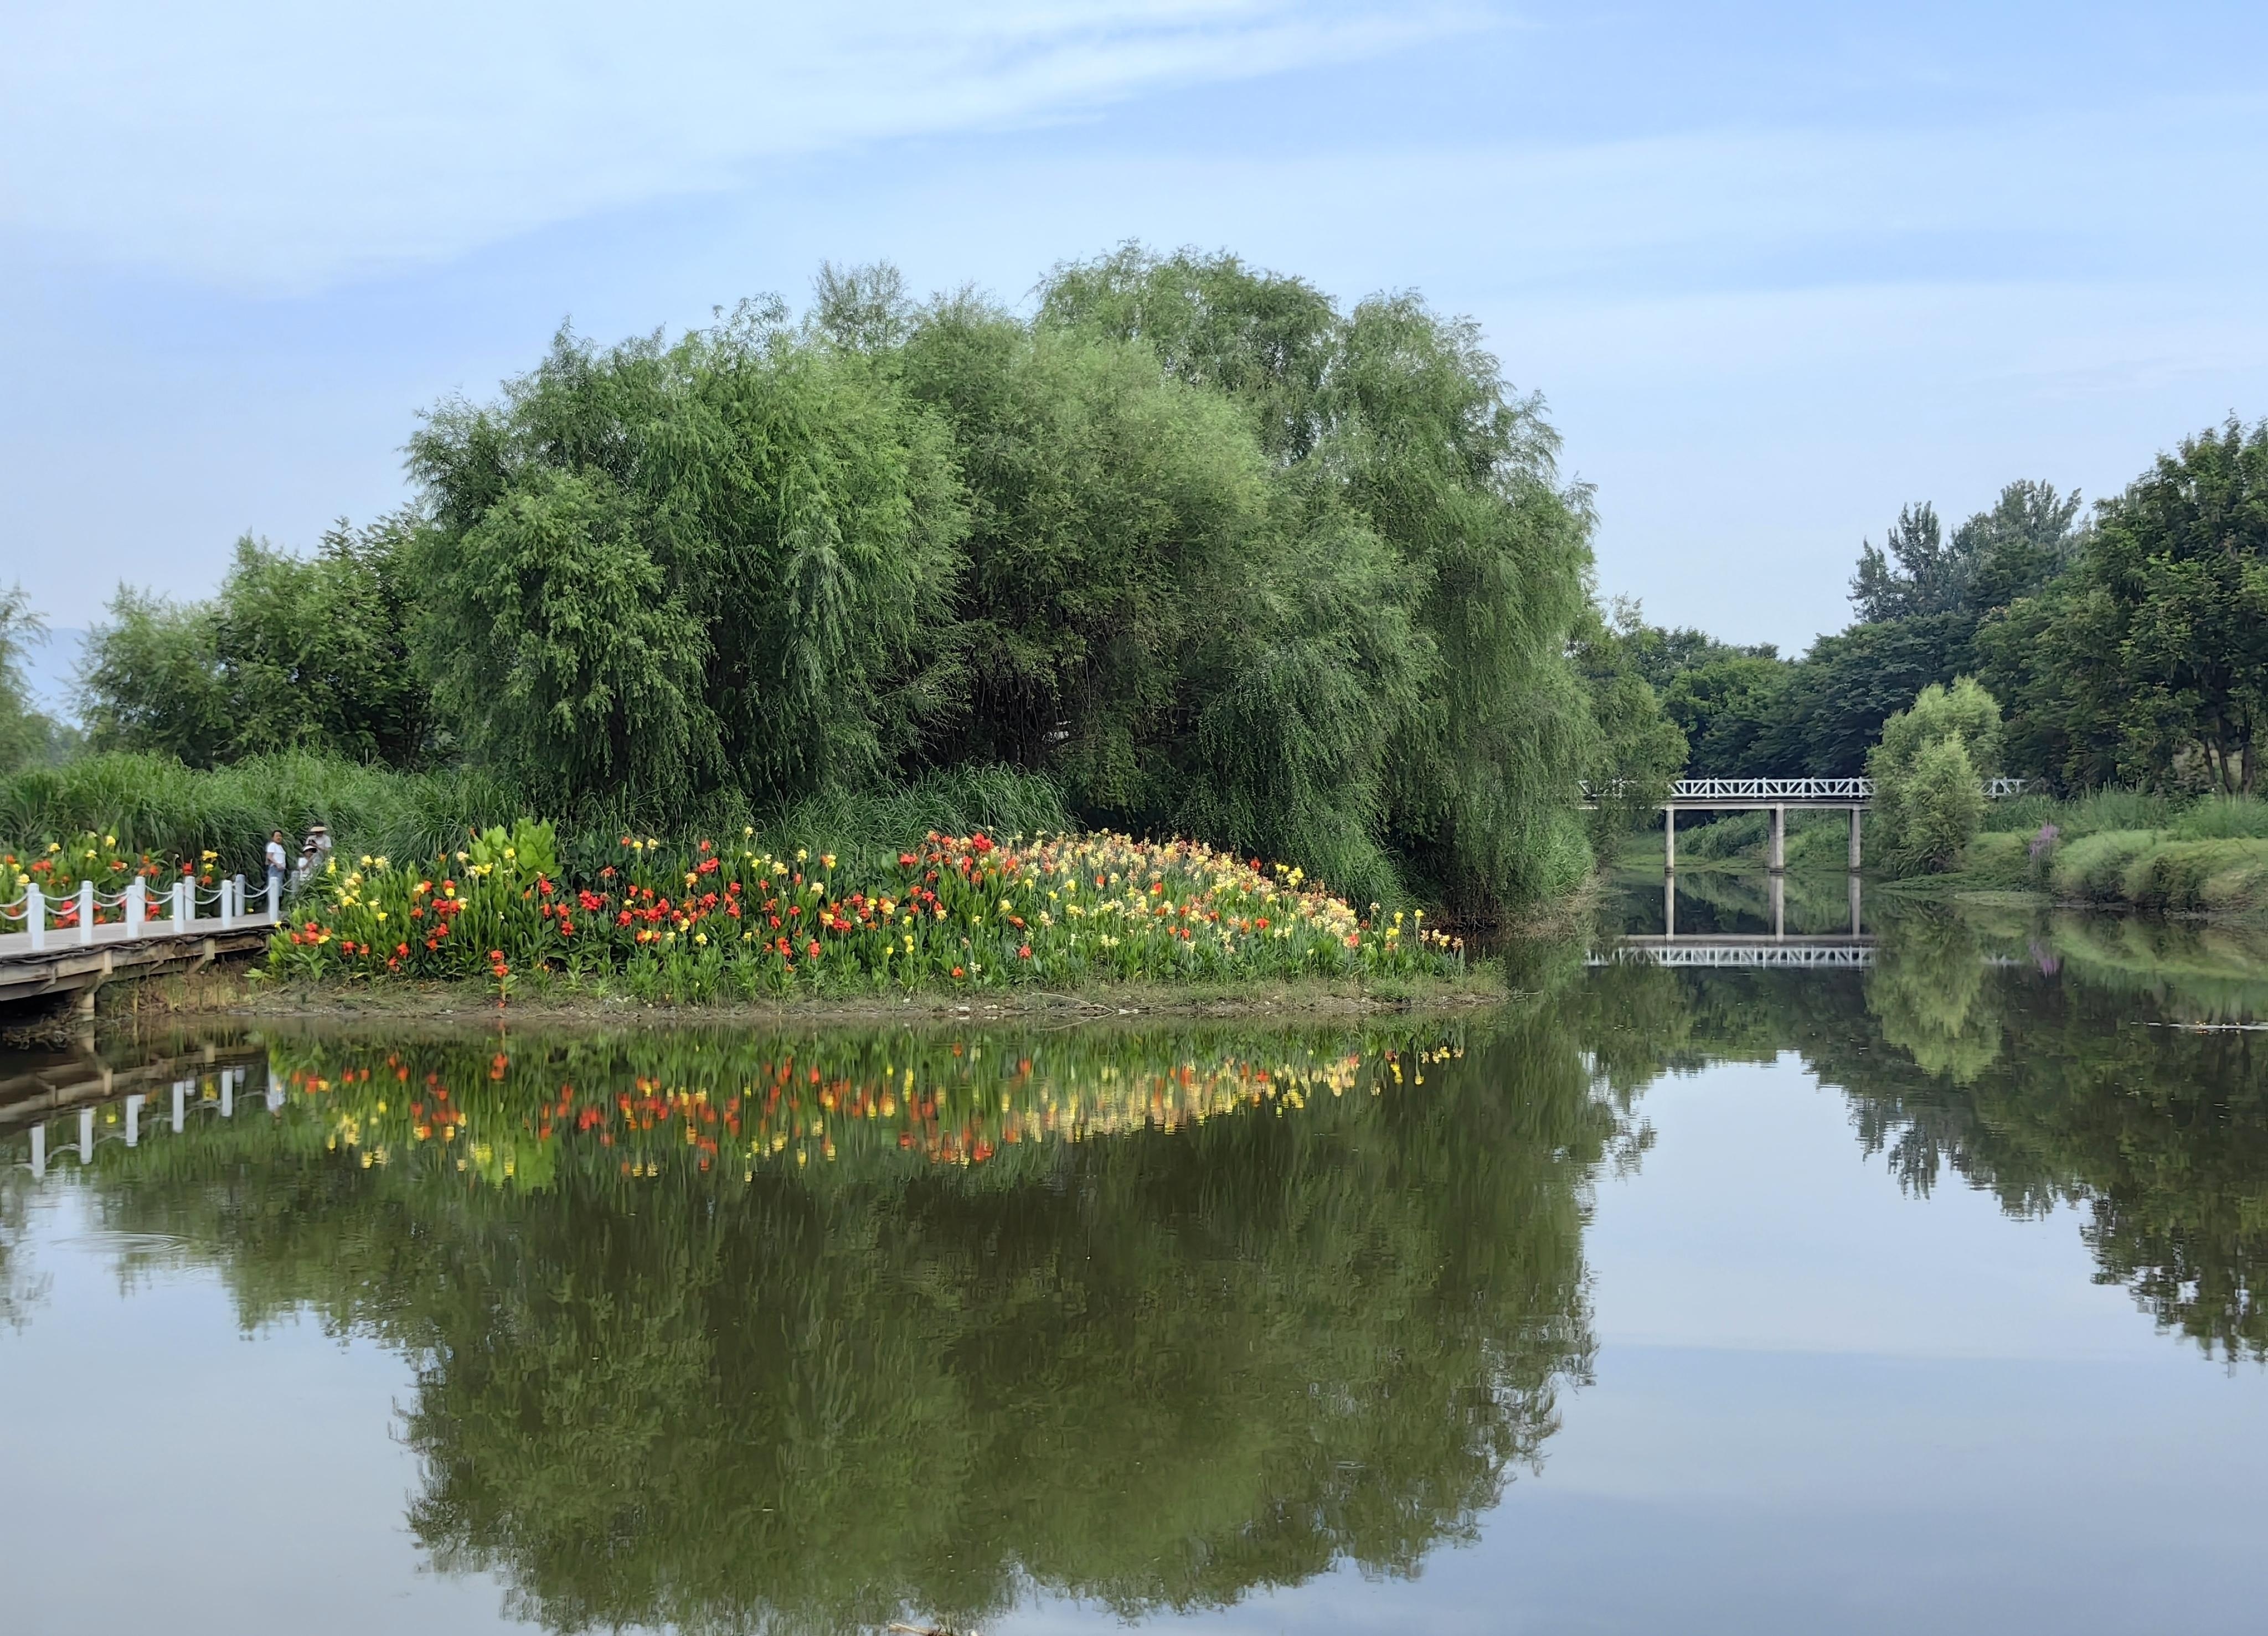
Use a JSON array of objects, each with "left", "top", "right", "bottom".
[
  {"left": 1580, "top": 777, "right": 2033, "bottom": 802},
  {"left": 1, "top": 874, "right": 279, "bottom": 953}
]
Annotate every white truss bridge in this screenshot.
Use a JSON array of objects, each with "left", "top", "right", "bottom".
[{"left": 1581, "top": 777, "right": 2032, "bottom": 803}]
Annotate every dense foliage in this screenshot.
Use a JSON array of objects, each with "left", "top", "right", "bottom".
[
  {"left": 1867, "top": 678, "right": 2002, "bottom": 873},
  {"left": 54, "top": 249, "right": 1653, "bottom": 916},
  {"left": 1629, "top": 420, "right": 2265, "bottom": 798},
  {"left": 79, "top": 523, "right": 429, "bottom": 767}
]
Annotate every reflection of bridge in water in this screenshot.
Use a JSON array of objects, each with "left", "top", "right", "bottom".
[
  {"left": 2, "top": 1045, "right": 268, "bottom": 1179},
  {"left": 1592, "top": 870, "right": 1874, "bottom": 969}
]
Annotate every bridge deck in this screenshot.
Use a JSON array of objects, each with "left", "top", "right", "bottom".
[{"left": 0, "top": 915, "right": 279, "bottom": 1006}]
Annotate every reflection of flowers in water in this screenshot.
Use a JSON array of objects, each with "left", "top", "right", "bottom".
[{"left": 277, "top": 1033, "right": 1468, "bottom": 1186}]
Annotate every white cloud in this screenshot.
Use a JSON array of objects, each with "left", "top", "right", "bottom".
[{"left": 0, "top": 0, "right": 1472, "bottom": 290}]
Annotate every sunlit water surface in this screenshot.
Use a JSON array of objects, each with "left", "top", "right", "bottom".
[{"left": 3, "top": 892, "right": 2265, "bottom": 1634}]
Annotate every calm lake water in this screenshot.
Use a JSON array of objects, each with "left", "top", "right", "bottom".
[{"left": 3, "top": 886, "right": 2265, "bottom": 1634}]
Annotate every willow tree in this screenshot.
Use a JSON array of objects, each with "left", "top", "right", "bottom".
[
  {"left": 1040, "top": 247, "right": 1603, "bottom": 912},
  {"left": 890, "top": 292, "right": 1423, "bottom": 906},
  {"left": 406, "top": 305, "right": 966, "bottom": 815}
]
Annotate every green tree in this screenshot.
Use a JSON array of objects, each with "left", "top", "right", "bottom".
[
  {"left": 1040, "top": 247, "right": 1602, "bottom": 912},
  {"left": 1984, "top": 419, "right": 2268, "bottom": 793},
  {"left": 78, "top": 587, "right": 230, "bottom": 764},
  {"left": 407, "top": 309, "right": 968, "bottom": 816},
  {"left": 1661, "top": 652, "right": 1789, "bottom": 777},
  {"left": 1571, "top": 603, "right": 1688, "bottom": 844},
  {"left": 79, "top": 523, "right": 432, "bottom": 768},
  {"left": 1868, "top": 678, "right": 2002, "bottom": 871}
]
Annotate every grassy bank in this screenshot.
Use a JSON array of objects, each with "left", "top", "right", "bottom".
[{"left": 1953, "top": 792, "right": 2268, "bottom": 915}]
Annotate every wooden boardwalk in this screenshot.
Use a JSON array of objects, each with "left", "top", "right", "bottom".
[{"left": 0, "top": 912, "right": 280, "bottom": 1010}]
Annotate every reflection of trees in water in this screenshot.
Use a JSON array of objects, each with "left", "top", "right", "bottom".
[
  {"left": 1865, "top": 911, "right": 2002, "bottom": 1083},
  {"left": 0, "top": 1170, "right": 44, "bottom": 1328},
  {"left": 1575, "top": 921, "right": 2268, "bottom": 1361},
  {"left": 48, "top": 1014, "right": 1615, "bottom": 1634}
]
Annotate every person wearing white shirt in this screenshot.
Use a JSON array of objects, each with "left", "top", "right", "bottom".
[{"left": 265, "top": 830, "right": 287, "bottom": 909}]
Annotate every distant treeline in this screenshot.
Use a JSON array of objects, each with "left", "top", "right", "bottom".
[
  {"left": 1617, "top": 417, "right": 2268, "bottom": 794},
  {"left": 2, "top": 248, "right": 1691, "bottom": 916}
]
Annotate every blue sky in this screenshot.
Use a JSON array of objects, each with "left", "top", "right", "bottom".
[{"left": 6, "top": 0, "right": 2265, "bottom": 694}]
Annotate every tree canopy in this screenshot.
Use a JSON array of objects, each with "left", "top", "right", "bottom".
[{"left": 64, "top": 247, "right": 1641, "bottom": 915}]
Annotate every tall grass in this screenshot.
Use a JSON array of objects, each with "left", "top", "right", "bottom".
[
  {"left": 0, "top": 751, "right": 1072, "bottom": 887},
  {"left": 0, "top": 752, "right": 513, "bottom": 879}
]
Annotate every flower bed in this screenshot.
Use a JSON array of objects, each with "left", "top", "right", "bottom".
[{"left": 269, "top": 822, "right": 1463, "bottom": 999}]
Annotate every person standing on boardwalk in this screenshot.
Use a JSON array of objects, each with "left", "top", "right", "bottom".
[{"left": 266, "top": 830, "right": 287, "bottom": 907}]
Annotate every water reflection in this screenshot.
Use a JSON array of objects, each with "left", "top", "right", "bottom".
[
  {"left": 5, "top": 909, "right": 2268, "bottom": 1630},
  {"left": 1586, "top": 897, "right": 2268, "bottom": 1360},
  {"left": 2, "top": 1016, "right": 1618, "bottom": 1634}
]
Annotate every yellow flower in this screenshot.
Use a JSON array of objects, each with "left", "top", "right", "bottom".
[{"left": 795, "top": 848, "right": 808, "bottom": 863}]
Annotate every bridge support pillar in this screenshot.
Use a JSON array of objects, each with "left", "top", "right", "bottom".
[
  {"left": 1770, "top": 873, "right": 1785, "bottom": 939},
  {"left": 1848, "top": 807, "right": 1863, "bottom": 872},
  {"left": 1664, "top": 871, "right": 1676, "bottom": 938},
  {"left": 1849, "top": 871, "right": 1863, "bottom": 937},
  {"left": 1768, "top": 806, "right": 1786, "bottom": 874},
  {"left": 1663, "top": 804, "right": 1676, "bottom": 872}
]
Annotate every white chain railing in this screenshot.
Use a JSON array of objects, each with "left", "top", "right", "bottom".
[{"left": 2, "top": 872, "right": 279, "bottom": 952}]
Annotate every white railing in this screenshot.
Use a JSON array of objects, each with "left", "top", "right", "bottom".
[
  {"left": 1581, "top": 777, "right": 2033, "bottom": 802},
  {"left": 1, "top": 871, "right": 278, "bottom": 953},
  {"left": 1593, "top": 942, "right": 1877, "bottom": 968}
]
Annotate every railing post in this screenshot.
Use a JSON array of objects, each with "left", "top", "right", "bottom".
[
  {"left": 126, "top": 1094, "right": 144, "bottom": 1148},
  {"left": 29, "top": 1126, "right": 44, "bottom": 1179},
  {"left": 266, "top": 875, "right": 279, "bottom": 923},
  {"left": 219, "top": 876, "right": 235, "bottom": 930},
  {"left": 173, "top": 1079, "right": 188, "bottom": 1133},
  {"left": 127, "top": 877, "right": 146, "bottom": 938},
  {"left": 25, "top": 884, "right": 44, "bottom": 952},
  {"left": 219, "top": 1070, "right": 233, "bottom": 1119},
  {"left": 78, "top": 880, "right": 95, "bottom": 945},
  {"left": 79, "top": 1107, "right": 95, "bottom": 1165}
]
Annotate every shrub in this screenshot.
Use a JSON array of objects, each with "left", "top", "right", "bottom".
[{"left": 1870, "top": 678, "right": 2002, "bottom": 873}]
